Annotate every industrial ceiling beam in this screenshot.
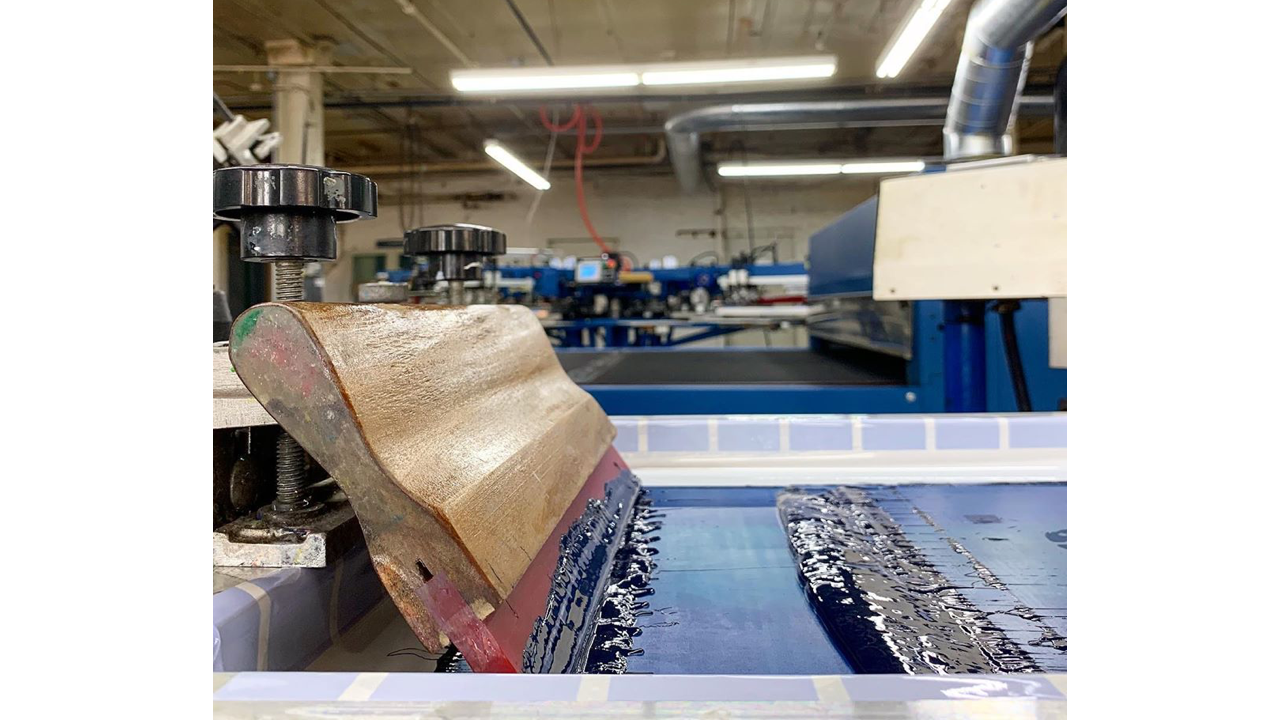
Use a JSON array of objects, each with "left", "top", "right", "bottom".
[{"left": 214, "top": 65, "right": 414, "bottom": 74}]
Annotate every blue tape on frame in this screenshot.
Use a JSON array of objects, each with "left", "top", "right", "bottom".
[
  {"left": 861, "top": 417, "right": 927, "bottom": 450},
  {"left": 211, "top": 547, "right": 382, "bottom": 672},
  {"left": 607, "top": 675, "right": 819, "bottom": 702},
  {"left": 609, "top": 414, "right": 1066, "bottom": 453},
  {"left": 717, "top": 418, "right": 781, "bottom": 452},
  {"left": 212, "top": 671, "right": 1066, "bottom": 703},
  {"left": 1008, "top": 415, "right": 1067, "bottom": 448},
  {"left": 647, "top": 418, "right": 710, "bottom": 452},
  {"left": 841, "top": 674, "right": 1064, "bottom": 701},
  {"left": 612, "top": 419, "right": 640, "bottom": 452},
  {"left": 211, "top": 586, "right": 263, "bottom": 672},
  {"left": 790, "top": 417, "right": 855, "bottom": 451},
  {"left": 214, "top": 672, "right": 360, "bottom": 701},
  {"left": 935, "top": 417, "right": 1001, "bottom": 450},
  {"left": 370, "top": 674, "right": 582, "bottom": 702}
]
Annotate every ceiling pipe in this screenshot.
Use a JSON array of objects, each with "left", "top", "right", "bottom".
[
  {"left": 222, "top": 83, "right": 1056, "bottom": 112},
  {"left": 664, "top": 94, "right": 1052, "bottom": 193},
  {"left": 943, "top": 0, "right": 1067, "bottom": 160}
]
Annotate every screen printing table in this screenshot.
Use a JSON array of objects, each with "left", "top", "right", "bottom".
[{"left": 213, "top": 412, "right": 1067, "bottom": 717}]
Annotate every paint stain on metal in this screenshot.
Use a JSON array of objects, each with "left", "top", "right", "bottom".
[
  {"left": 231, "top": 308, "right": 262, "bottom": 347},
  {"left": 323, "top": 176, "right": 346, "bottom": 205}
]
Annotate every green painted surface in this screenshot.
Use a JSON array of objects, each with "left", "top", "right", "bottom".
[{"left": 232, "top": 307, "right": 263, "bottom": 348}]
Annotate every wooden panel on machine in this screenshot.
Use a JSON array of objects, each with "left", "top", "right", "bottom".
[
  {"left": 873, "top": 157, "right": 1067, "bottom": 301},
  {"left": 228, "top": 302, "right": 616, "bottom": 659}
]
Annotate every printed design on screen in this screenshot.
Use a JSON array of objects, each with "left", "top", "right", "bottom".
[{"left": 777, "top": 486, "right": 1062, "bottom": 674}]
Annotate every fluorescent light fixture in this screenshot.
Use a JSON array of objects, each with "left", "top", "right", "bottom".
[
  {"left": 717, "top": 160, "right": 925, "bottom": 178},
  {"left": 484, "top": 140, "right": 551, "bottom": 190},
  {"left": 876, "top": 0, "right": 953, "bottom": 79},
  {"left": 452, "top": 56, "right": 836, "bottom": 94},
  {"left": 841, "top": 160, "right": 927, "bottom": 174},
  {"left": 718, "top": 162, "right": 843, "bottom": 177},
  {"left": 641, "top": 56, "right": 836, "bottom": 86},
  {"left": 453, "top": 68, "right": 639, "bottom": 93}
]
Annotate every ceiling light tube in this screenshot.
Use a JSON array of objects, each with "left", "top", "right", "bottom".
[
  {"left": 841, "top": 160, "right": 927, "bottom": 174},
  {"left": 453, "top": 67, "right": 639, "bottom": 93},
  {"left": 718, "top": 162, "right": 844, "bottom": 178},
  {"left": 876, "top": 0, "right": 953, "bottom": 79},
  {"left": 717, "top": 160, "right": 926, "bottom": 178},
  {"left": 484, "top": 140, "right": 550, "bottom": 190},
  {"left": 451, "top": 56, "right": 836, "bottom": 94},
  {"left": 641, "top": 56, "right": 836, "bottom": 86}
]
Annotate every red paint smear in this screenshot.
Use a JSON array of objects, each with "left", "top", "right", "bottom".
[
  {"left": 242, "top": 320, "right": 322, "bottom": 399},
  {"left": 414, "top": 571, "right": 518, "bottom": 673}
]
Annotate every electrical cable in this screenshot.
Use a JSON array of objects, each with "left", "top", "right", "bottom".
[
  {"left": 730, "top": 139, "right": 757, "bottom": 252},
  {"left": 399, "top": 112, "right": 425, "bottom": 234},
  {"left": 213, "top": 91, "right": 236, "bottom": 123},
  {"left": 688, "top": 250, "right": 720, "bottom": 266},
  {"left": 525, "top": 108, "right": 559, "bottom": 227},
  {"left": 994, "top": 300, "right": 1033, "bottom": 412},
  {"left": 749, "top": 243, "right": 778, "bottom": 264}
]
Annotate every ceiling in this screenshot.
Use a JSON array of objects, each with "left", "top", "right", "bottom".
[{"left": 215, "top": 0, "right": 1065, "bottom": 180}]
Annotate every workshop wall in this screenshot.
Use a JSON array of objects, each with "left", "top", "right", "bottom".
[{"left": 326, "top": 172, "right": 877, "bottom": 304}]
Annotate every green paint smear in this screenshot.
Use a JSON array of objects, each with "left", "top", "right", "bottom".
[{"left": 232, "top": 307, "right": 263, "bottom": 348}]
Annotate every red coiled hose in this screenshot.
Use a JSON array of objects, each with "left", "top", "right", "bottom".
[{"left": 539, "top": 104, "right": 625, "bottom": 266}]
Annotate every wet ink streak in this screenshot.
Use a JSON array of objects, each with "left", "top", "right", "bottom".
[
  {"left": 777, "top": 486, "right": 1039, "bottom": 674},
  {"left": 522, "top": 472, "right": 647, "bottom": 673},
  {"left": 582, "top": 495, "right": 661, "bottom": 673}
]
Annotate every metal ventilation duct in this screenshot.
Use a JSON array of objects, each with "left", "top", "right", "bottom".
[
  {"left": 943, "top": 0, "right": 1067, "bottom": 160},
  {"left": 664, "top": 94, "right": 1052, "bottom": 193}
]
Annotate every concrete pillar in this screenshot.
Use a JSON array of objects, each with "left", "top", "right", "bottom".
[
  {"left": 212, "top": 223, "right": 232, "bottom": 291},
  {"left": 265, "top": 39, "right": 329, "bottom": 166}
]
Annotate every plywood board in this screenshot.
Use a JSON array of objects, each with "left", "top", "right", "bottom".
[
  {"left": 213, "top": 344, "right": 274, "bottom": 429},
  {"left": 873, "top": 158, "right": 1066, "bottom": 300}
]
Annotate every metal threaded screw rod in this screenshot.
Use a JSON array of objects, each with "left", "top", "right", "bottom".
[
  {"left": 273, "top": 433, "right": 309, "bottom": 512},
  {"left": 271, "top": 260, "right": 308, "bottom": 514},
  {"left": 272, "top": 260, "right": 305, "bottom": 302},
  {"left": 447, "top": 279, "right": 466, "bottom": 305}
]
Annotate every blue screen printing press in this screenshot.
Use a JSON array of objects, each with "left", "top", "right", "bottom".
[{"left": 212, "top": 158, "right": 1067, "bottom": 716}]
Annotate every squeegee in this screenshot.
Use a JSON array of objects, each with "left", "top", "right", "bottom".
[{"left": 230, "top": 302, "right": 653, "bottom": 672}]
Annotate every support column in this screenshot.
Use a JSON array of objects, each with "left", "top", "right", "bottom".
[{"left": 265, "top": 38, "right": 329, "bottom": 166}]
